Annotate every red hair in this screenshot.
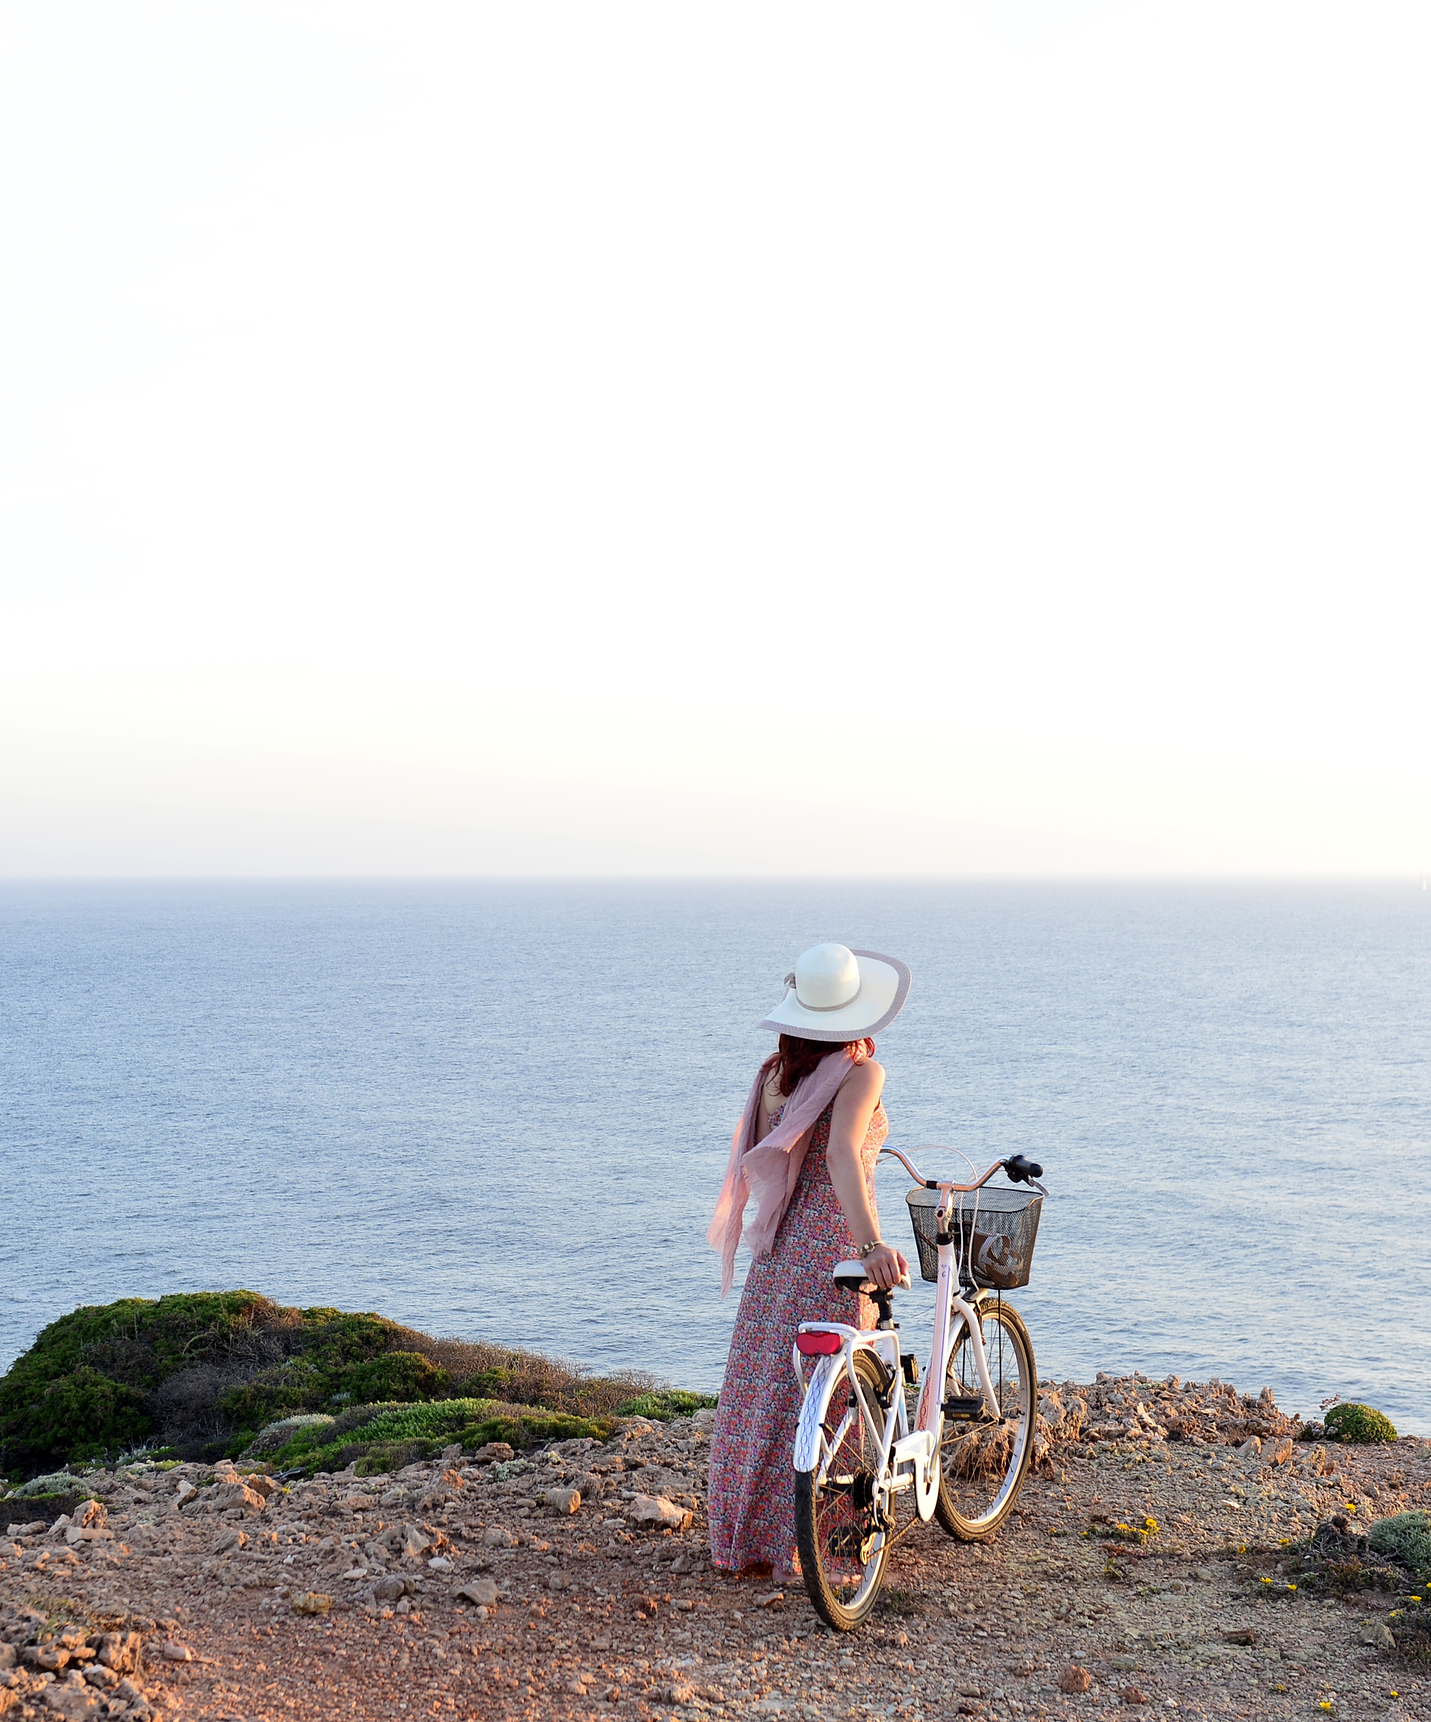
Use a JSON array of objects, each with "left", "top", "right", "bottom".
[{"left": 761, "top": 1034, "right": 875, "bottom": 1098}]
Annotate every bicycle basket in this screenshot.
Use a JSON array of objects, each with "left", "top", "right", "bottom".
[{"left": 904, "top": 1185, "right": 1043, "bottom": 1289}]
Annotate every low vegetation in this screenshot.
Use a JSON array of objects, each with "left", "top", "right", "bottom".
[
  {"left": 0, "top": 1292, "right": 715, "bottom": 1482},
  {"left": 1323, "top": 1402, "right": 1398, "bottom": 1443}
]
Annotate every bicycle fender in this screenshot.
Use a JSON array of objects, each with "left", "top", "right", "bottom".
[{"left": 793, "top": 1355, "right": 843, "bottom": 1475}]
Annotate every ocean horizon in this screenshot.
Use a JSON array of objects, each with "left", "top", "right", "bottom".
[{"left": 2, "top": 878, "right": 1427, "bottom": 1436}]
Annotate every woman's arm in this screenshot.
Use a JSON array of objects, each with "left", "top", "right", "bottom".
[{"left": 824, "top": 1060, "right": 909, "bottom": 1291}]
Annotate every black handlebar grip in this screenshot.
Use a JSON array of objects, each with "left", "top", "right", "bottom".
[{"left": 1002, "top": 1154, "right": 1044, "bottom": 1183}]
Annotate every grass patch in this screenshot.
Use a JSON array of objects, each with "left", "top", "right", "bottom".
[
  {"left": 253, "top": 1396, "right": 618, "bottom": 1475},
  {"left": 614, "top": 1390, "right": 718, "bottom": 1422}
]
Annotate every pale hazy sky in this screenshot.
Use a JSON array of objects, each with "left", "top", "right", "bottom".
[{"left": 2, "top": 3, "right": 1427, "bottom": 876}]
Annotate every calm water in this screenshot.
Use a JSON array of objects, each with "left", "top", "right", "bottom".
[{"left": 2, "top": 881, "right": 1427, "bottom": 1435}]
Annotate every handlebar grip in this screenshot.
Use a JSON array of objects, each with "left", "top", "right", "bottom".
[{"left": 1002, "top": 1154, "right": 1044, "bottom": 1184}]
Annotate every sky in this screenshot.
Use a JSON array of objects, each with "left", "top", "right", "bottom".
[{"left": 2, "top": 2, "right": 1428, "bottom": 877}]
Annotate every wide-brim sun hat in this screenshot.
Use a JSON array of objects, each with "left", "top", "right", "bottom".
[{"left": 759, "top": 943, "right": 912, "bottom": 1042}]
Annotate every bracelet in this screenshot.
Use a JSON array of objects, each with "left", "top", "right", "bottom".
[{"left": 856, "top": 1239, "right": 883, "bottom": 1260}]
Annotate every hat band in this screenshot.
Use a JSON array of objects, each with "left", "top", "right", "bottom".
[{"left": 790, "top": 979, "right": 863, "bottom": 1013}]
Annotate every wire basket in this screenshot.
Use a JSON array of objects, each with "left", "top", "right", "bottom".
[{"left": 904, "top": 1186, "right": 1043, "bottom": 1289}]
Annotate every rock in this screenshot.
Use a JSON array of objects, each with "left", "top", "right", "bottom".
[
  {"left": 401, "top": 1525, "right": 433, "bottom": 1558},
  {"left": 693, "top": 1408, "right": 717, "bottom": 1430},
  {"left": 291, "top": 1592, "right": 333, "bottom": 1617},
  {"left": 243, "top": 1472, "right": 279, "bottom": 1498},
  {"left": 341, "top": 1494, "right": 373, "bottom": 1513},
  {"left": 371, "top": 1575, "right": 413, "bottom": 1602},
  {"left": 482, "top": 1526, "right": 519, "bottom": 1548},
  {"left": 474, "top": 1443, "right": 516, "bottom": 1464},
  {"left": 71, "top": 1500, "right": 107, "bottom": 1531},
  {"left": 161, "top": 1643, "right": 192, "bottom": 1662},
  {"left": 38, "top": 1684, "right": 106, "bottom": 1719},
  {"left": 428, "top": 1556, "right": 454, "bottom": 1572},
  {"left": 1360, "top": 1621, "right": 1395, "bottom": 1649},
  {"left": 205, "top": 1483, "right": 268, "bottom": 1517},
  {"left": 544, "top": 1487, "right": 581, "bottom": 1516},
  {"left": 95, "top": 1633, "right": 142, "bottom": 1674},
  {"left": 82, "top": 1666, "right": 119, "bottom": 1691},
  {"left": 1121, "top": 1687, "right": 1149, "bottom": 1705},
  {"left": 661, "top": 1680, "right": 697, "bottom": 1705},
  {"left": 453, "top": 1578, "right": 498, "bottom": 1607},
  {"left": 173, "top": 1481, "right": 197, "bottom": 1507},
  {"left": 1221, "top": 1629, "right": 1256, "bottom": 1645},
  {"left": 23, "top": 1646, "right": 70, "bottom": 1671},
  {"left": 1059, "top": 1665, "right": 1093, "bottom": 1694},
  {"left": 213, "top": 1529, "right": 248, "bottom": 1554},
  {"left": 0, "top": 1645, "right": 13, "bottom": 1671},
  {"left": 1237, "top": 1436, "right": 1262, "bottom": 1458},
  {"left": 627, "top": 1494, "right": 694, "bottom": 1532}
]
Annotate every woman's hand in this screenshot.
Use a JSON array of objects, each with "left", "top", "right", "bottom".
[{"left": 859, "top": 1242, "right": 910, "bottom": 1291}]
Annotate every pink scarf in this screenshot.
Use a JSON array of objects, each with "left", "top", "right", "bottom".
[{"left": 707, "top": 1044, "right": 864, "bottom": 1298}]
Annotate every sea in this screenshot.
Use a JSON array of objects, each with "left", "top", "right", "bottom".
[{"left": 1, "top": 880, "right": 1427, "bottom": 1435}]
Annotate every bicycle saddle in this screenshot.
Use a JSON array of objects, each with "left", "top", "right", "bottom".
[{"left": 832, "top": 1261, "right": 914, "bottom": 1294}]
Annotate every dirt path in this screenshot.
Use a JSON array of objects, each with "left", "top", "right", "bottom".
[{"left": 4, "top": 1377, "right": 1429, "bottom": 1722}]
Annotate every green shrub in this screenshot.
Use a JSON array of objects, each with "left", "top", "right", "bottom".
[
  {"left": 1323, "top": 1403, "right": 1397, "bottom": 1444},
  {"left": 337, "top": 1352, "right": 450, "bottom": 1405},
  {"left": 614, "top": 1389, "right": 718, "bottom": 1423},
  {"left": 1369, "top": 1511, "right": 1431, "bottom": 1583},
  {"left": 0, "top": 1290, "right": 704, "bottom": 1479}
]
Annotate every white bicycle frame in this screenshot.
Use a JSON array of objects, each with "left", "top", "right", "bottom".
[{"left": 791, "top": 1148, "right": 1022, "bottom": 1530}]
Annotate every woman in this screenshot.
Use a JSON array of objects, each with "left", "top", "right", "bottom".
[{"left": 706, "top": 942, "right": 912, "bottom": 1579}]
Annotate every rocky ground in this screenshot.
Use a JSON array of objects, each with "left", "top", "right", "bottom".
[{"left": 3, "top": 1373, "right": 1429, "bottom": 1722}]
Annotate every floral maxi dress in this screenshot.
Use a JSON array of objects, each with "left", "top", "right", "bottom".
[{"left": 708, "top": 1096, "right": 889, "bottom": 1571}]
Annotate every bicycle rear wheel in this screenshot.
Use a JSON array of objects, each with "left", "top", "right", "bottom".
[
  {"left": 795, "top": 1346, "right": 891, "bottom": 1631},
  {"left": 933, "top": 1297, "right": 1035, "bottom": 1540}
]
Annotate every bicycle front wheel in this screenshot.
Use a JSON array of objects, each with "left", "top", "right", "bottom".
[
  {"left": 795, "top": 1346, "right": 891, "bottom": 1631},
  {"left": 934, "top": 1297, "right": 1035, "bottom": 1541}
]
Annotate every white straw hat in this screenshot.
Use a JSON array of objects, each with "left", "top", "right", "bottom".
[{"left": 759, "top": 943, "right": 912, "bottom": 1042}]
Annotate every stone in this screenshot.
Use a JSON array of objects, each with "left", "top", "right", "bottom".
[
  {"left": 662, "top": 1680, "right": 697, "bottom": 1705},
  {"left": 71, "top": 1500, "right": 107, "bottom": 1532},
  {"left": 482, "top": 1526, "right": 519, "bottom": 1548},
  {"left": 1237, "top": 1436, "right": 1262, "bottom": 1458},
  {"left": 1270, "top": 1437, "right": 1295, "bottom": 1466},
  {"left": 1220, "top": 1629, "right": 1256, "bottom": 1646},
  {"left": 1121, "top": 1687, "right": 1149, "bottom": 1705},
  {"left": 341, "top": 1494, "right": 373, "bottom": 1513},
  {"left": 544, "top": 1487, "right": 581, "bottom": 1516},
  {"left": 1360, "top": 1622, "right": 1395, "bottom": 1649},
  {"left": 453, "top": 1578, "right": 498, "bottom": 1607},
  {"left": 0, "top": 1645, "right": 13, "bottom": 1670},
  {"left": 23, "top": 1646, "right": 70, "bottom": 1671},
  {"left": 401, "top": 1526, "right": 433, "bottom": 1558},
  {"left": 1059, "top": 1665, "right": 1093, "bottom": 1694},
  {"left": 627, "top": 1493, "right": 694, "bottom": 1532},
  {"left": 428, "top": 1556, "right": 454, "bottom": 1573},
  {"left": 160, "top": 1643, "right": 193, "bottom": 1662},
  {"left": 371, "top": 1575, "right": 413, "bottom": 1602},
  {"left": 290, "top": 1592, "right": 333, "bottom": 1617},
  {"left": 213, "top": 1529, "right": 248, "bottom": 1554},
  {"left": 82, "top": 1666, "right": 119, "bottom": 1691},
  {"left": 206, "top": 1483, "right": 268, "bottom": 1517},
  {"left": 173, "top": 1481, "right": 197, "bottom": 1507},
  {"left": 693, "top": 1408, "right": 717, "bottom": 1431},
  {"left": 474, "top": 1443, "right": 516, "bottom": 1464},
  {"left": 37, "top": 1684, "right": 105, "bottom": 1719},
  {"left": 243, "top": 1473, "right": 279, "bottom": 1498},
  {"left": 95, "top": 1633, "right": 142, "bottom": 1674}
]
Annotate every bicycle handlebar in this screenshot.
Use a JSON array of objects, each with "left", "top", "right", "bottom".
[{"left": 878, "top": 1145, "right": 1049, "bottom": 1197}]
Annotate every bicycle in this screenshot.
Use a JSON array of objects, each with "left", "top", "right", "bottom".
[{"left": 791, "top": 1147, "right": 1049, "bottom": 1631}]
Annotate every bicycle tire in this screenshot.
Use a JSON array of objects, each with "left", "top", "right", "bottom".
[
  {"left": 933, "top": 1297, "right": 1035, "bottom": 1541},
  {"left": 795, "top": 1347, "right": 892, "bottom": 1631}
]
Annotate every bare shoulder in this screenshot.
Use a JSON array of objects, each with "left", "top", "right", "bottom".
[{"left": 843, "top": 1059, "right": 885, "bottom": 1101}]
